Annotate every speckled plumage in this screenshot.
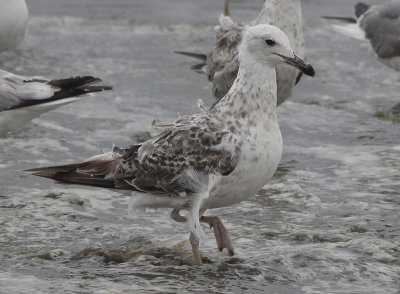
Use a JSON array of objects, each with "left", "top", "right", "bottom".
[
  {"left": 26, "top": 25, "right": 315, "bottom": 264},
  {"left": 179, "top": 0, "right": 305, "bottom": 105}
]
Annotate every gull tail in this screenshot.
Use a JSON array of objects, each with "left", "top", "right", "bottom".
[
  {"left": 322, "top": 2, "right": 371, "bottom": 24},
  {"left": 23, "top": 151, "right": 133, "bottom": 190},
  {"left": 190, "top": 63, "right": 207, "bottom": 73},
  {"left": 322, "top": 14, "right": 365, "bottom": 42},
  {"left": 14, "top": 76, "right": 113, "bottom": 110},
  {"left": 24, "top": 162, "right": 118, "bottom": 189},
  {"left": 322, "top": 16, "right": 357, "bottom": 23},
  {"left": 48, "top": 76, "right": 113, "bottom": 100},
  {"left": 174, "top": 51, "right": 207, "bottom": 61},
  {"left": 174, "top": 51, "right": 207, "bottom": 73}
]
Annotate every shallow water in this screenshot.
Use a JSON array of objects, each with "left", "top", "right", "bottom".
[{"left": 1, "top": 0, "right": 399, "bottom": 293}]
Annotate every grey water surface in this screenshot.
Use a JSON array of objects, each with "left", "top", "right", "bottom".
[{"left": 1, "top": 0, "right": 399, "bottom": 293}]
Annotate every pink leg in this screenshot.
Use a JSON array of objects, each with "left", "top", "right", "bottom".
[
  {"left": 189, "top": 232, "right": 202, "bottom": 265},
  {"left": 170, "top": 209, "right": 186, "bottom": 223},
  {"left": 170, "top": 210, "right": 234, "bottom": 260},
  {"left": 200, "top": 215, "right": 234, "bottom": 256},
  {"left": 171, "top": 209, "right": 202, "bottom": 264}
]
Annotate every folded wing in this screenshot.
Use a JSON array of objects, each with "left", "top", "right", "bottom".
[{"left": 25, "top": 115, "right": 239, "bottom": 196}]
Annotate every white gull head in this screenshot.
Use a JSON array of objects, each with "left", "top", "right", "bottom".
[{"left": 239, "top": 24, "right": 315, "bottom": 77}]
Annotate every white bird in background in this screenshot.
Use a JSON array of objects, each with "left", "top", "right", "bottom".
[
  {"left": 324, "top": 1, "right": 400, "bottom": 71},
  {"left": 0, "top": 1, "right": 112, "bottom": 136},
  {"left": 0, "top": 0, "right": 29, "bottom": 53},
  {"left": 176, "top": 0, "right": 305, "bottom": 106},
  {"left": 25, "top": 24, "right": 315, "bottom": 265},
  {"left": 0, "top": 70, "right": 112, "bottom": 136}
]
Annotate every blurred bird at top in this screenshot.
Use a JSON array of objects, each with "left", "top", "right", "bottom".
[
  {"left": 324, "top": 1, "right": 400, "bottom": 72},
  {"left": 176, "top": 0, "right": 305, "bottom": 106},
  {"left": 0, "top": 0, "right": 29, "bottom": 53}
]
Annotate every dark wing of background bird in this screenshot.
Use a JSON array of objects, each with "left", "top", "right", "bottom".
[
  {"left": 361, "top": 2, "right": 400, "bottom": 59},
  {"left": 25, "top": 114, "right": 239, "bottom": 196},
  {"left": 0, "top": 70, "right": 112, "bottom": 111}
]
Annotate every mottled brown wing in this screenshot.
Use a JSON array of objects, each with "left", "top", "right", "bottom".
[
  {"left": 120, "top": 122, "right": 239, "bottom": 195},
  {"left": 206, "top": 25, "right": 243, "bottom": 81},
  {"left": 25, "top": 118, "right": 239, "bottom": 196}
]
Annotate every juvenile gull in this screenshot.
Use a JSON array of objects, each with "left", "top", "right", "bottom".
[
  {"left": 25, "top": 25, "right": 315, "bottom": 264},
  {"left": 325, "top": 1, "right": 400, "bottom": 71},
  {"left": 0, "top": 70, "right": 112, "bottom": 136},
  {"left": 176, "top": 0, "right": 305, "bottom": 105},
  {"left": 0, "top": 0, "right": 28, "bottom": 53}
]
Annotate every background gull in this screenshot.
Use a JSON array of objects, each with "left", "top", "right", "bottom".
[
  {"left": 0, "top": 0, "right": 28, "bottom": 53},
  {"left": 0, "top": 70, "right": 112, "bottom": 136},
  {"left": 176, "top": 0, "right": 305, "bottom": 105},
  {"left": 25, "top": 24, "right": 315, "bottom": 265},
  {"left": 325, "top": 1, "right": 400, "bottom": 71}
]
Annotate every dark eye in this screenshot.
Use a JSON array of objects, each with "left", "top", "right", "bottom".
[{"left": 265, "top": 39, "right": 276, "bottom": 46}]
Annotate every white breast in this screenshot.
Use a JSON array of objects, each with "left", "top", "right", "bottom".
[{"left": 204, "top": 120, "right": 283, "bottom": 209}]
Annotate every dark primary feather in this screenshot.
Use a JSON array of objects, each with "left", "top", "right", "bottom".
[
  {"left": 321, "top": 16, "right": 357, "bottom": 23},
  {"left": 25, "top": 115, "right": 239, "bottom": 196},
  {"left": 355, "top": 2, "right": 371, "bottom": 18},
  {"left": 174, "top": 51, "right": 208, "bottom": 73},
  {"left": 361, "top": 1, "right": 400, "bottom": 58},
  {"left": 174, "top": 51, "right": 207, "bottom": 61},
  {"left": 0, "top": 75, "right": 112, "bottom": 111}
]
